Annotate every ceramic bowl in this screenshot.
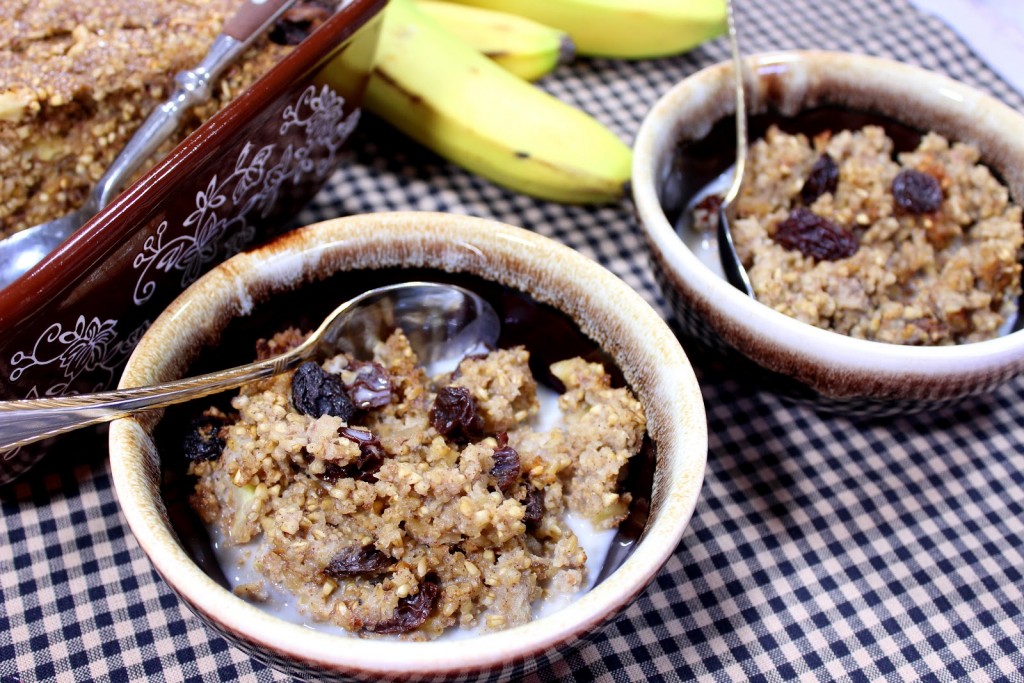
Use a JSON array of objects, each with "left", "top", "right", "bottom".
[
  {"left": 632, "top": 50, "right": 1024, "bottom": 414},
  {"left": 108, "top": 212, "right": 708, "bottom": 682},
  {"left": 0, "top": 0, "right": 385, "bottom": 482}
]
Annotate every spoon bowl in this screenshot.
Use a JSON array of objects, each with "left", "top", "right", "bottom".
[
  {"left": 0, "top": 207, "right": 94, "bottom": 288},
  {"left": 0, "top": 281, "right": 499, "bottom": 453},
  {"left": 0, "top": 0, "right": 299, "bottom": 291}
]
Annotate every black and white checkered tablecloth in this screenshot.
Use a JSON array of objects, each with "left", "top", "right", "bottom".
[{"left": 3, "top": 1, "right": 1023, "bottom": 681}]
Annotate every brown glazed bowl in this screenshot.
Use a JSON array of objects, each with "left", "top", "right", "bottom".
[
  {"left": 109, "top": 212, "right": 707, "bottom": 682},
  {"left": 632, "top": 50, "right": 1024, "bottom": 415},
  {"left": 0, "top": 0, "right": 386, "bottom": 482}
]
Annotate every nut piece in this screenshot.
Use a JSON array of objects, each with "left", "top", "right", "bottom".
[{"left": 0, "top": 90, "right": 31, "bottom": 123}]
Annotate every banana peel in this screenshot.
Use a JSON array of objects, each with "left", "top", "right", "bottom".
[
  {"left": 415, "top": 0, "right": 575, "bottom": 81},
  {"left": 437, "top": 0, "right": 727, "bottom": 59}
]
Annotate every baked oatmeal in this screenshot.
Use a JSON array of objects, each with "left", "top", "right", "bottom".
[
  {"left": 0, "top": 0, "right": 327, "bottom": 237},
  {"left": 720, "top": 125, "right": 1023, "bottom": 345},
  {"left": 186, "top": 327, "right": 646, "bottom": 640}
]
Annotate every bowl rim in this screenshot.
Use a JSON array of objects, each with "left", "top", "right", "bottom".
[
  {"left": 0, "top": 0, "right": 387, "bottom": 330},
  {"left": 632, "top": 49, "right": 1024, "bottom": 398},
  {"left": 109, "top": 211, "right": 708, "bottom": 676}
]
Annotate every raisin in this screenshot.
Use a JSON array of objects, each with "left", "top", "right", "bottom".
[
  {"left": 344, "top": 361, "right": 393, "bottom": 409},
  {"left": 269, "top": 0, "right": 334, "bottom": 45},
  {"left": 892, "top": 169, "right": 943, "bottom": 214},
  {"left": 691, "top": 194, "right": 723, "bottom": 232},
  {"left": 695, "top": 194, "right": 723, "bottom": 214},
  {"left": 523, "top": 487, "right": 545, "bottom": 529},
  {"left": 319, "top": 427, "right": 390, "bottom": 483},
  {"left": 429, "top": 386, "right": 483, "bottom": 443},
  {"left": 183, "top": 415, "right": 228, "bottom": 462},
  {"left": 799, "top": 153, "right": 839, "bottom": 204},
  {"left": 324, "top": 546, "right": 392, "bottom": 578},
  {"left": 321, "top": 462, "right": 346, "bottom": 482},
  {"left": 366, "top": 573, "right": 441, "bottom": 635},
  {"left": 341, "top": 427, "right": 389, "bottom": 481},
  {"left": 291, "top": 361, "right": 355, "bottom": 421},
  {"left": 490, "top": 432, "right": 520, "bottom": 494},
  {"left": 773, "top": 207, "right": 858, "bottom": 261}
]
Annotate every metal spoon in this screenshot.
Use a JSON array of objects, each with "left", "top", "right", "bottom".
[
  {"left": 676, "top": 0, "right": 755, "bottom": 297},
  {"left": 0, "top": 282, "right": 501, "bottom": 452},
  {"left": 0, "top": 0, "right": 299, "bottom": 291}
]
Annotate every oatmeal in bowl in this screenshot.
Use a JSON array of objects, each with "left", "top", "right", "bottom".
[
  {"left": 632, "top": 50, "right": 1024, "bottom": 413},
  {"left": 109, "top": 212, "right": 707, "bottom": 680},
  {"left": 186, "top": 327, "right": 646, "bottom": 639},
  {"left": 729, "top": 124, "right": 1022, "bottom": 346}
]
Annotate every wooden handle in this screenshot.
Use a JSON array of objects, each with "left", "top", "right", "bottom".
[{"left": 223, "top": 0, "right": 295, "bottom": 42}]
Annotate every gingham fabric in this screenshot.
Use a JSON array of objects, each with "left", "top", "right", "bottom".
[{"left": 3, "top": 0, "right": 1024, "bottom": 681}]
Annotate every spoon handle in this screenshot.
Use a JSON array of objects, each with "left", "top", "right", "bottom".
[
  {"left": 95, "top": 0, "right": 297, "bottom": 207},
  {"left": 721, "top": 0, "right": 747, "bottom": 211},
  {"left": 717, "top": 0, "right": 756, "bottom": 298},
  {"left": 0, "top": 353, "right": 300, "bottom": 452}
]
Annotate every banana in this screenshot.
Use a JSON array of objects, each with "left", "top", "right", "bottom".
[
  {"left": 436, "top": 0, "right": 726, "bottom": 59},
  {"left": 415, "top": 0, "right": 575, "bottom": 81},
  {"left": 364, "top": 0, "right": 631, "bottom": 204}
]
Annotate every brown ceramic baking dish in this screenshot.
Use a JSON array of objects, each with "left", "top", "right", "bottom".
[{"left": 0, "top": 0, "right": 386, "bottom": 482}]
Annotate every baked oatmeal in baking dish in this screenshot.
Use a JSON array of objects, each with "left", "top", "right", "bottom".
[
  {"left": 0, "top": 0, "right": 318, "bottom": 237},
  {"left": 185, "top": 327, "right": 647, "bottom": 640}
]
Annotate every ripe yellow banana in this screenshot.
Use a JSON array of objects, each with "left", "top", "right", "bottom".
[
  {"left": 364, "top": 0, "right": 632, "bottom": 204},
  {"left": 414, "top": 0, "right": 575, "bottom": 81},
  {"left": 437, "top": 0, "right": 727, "bottom": 59}
]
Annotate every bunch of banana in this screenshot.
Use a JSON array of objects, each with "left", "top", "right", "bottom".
[
  {"left": 362, "top": 0, "right": 725, "bottom": 203},
  {"left": 438, "top": 0, "right": 727, "bottom": 59},
  {"left": 415, "top": 0, "right": 575, "bottom": 82},
  {"left": 364, "top": 0, "right": 632, "bottom": 204}
]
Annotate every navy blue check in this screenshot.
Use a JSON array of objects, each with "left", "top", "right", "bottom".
[{"left": 3, "top": 1, "right": 1024, "bottom": 681}]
